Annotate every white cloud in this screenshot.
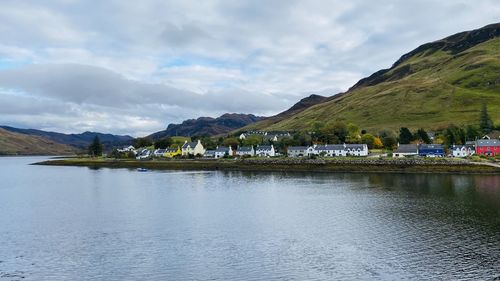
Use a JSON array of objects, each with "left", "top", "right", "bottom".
[{"left": 0, "top": 0, "right": 498, "bottom": 135}]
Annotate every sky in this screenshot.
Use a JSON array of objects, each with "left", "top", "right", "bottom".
[{"left": 0, "top": 1, "right": 498, "bottom": 136}]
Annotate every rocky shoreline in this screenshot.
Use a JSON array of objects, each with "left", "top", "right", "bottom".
[{"left": 33, "top": 157, "right": 500, "bottom": 174}]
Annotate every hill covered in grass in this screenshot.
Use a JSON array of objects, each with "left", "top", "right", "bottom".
[
  {"left": 0, "top": 128, "right": 78, "bottom": 155},
  {"left": 245, "top": 23, "right": 500, "bottom": 133}
]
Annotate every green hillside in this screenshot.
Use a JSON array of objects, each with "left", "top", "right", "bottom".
[
  {"left": 248, "top": 23, "right": 500, "bottom": 133},
  {"left": 0, "top": 128, "right": 78, "bottom": 155}
]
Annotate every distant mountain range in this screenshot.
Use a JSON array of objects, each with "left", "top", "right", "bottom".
[
  {"left": 148, "top": 113, "right": 265, "bottom": 140},
  {"left": 0, "top": 128, "right": 77, "bottom": 155},
  {"left": 0, "top": 126, "right": 133, "bottom": 150},
  {"left": 242, "top": 23, "right": 500, "bottom": 132}
]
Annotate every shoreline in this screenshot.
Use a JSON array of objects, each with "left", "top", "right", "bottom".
[{"left": 33, "top": 158, "right": 500, "bottom": 174}]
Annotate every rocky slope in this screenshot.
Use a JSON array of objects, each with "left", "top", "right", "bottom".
[{"left": 148, "top": 113, "right": 265, "bottom": 139}]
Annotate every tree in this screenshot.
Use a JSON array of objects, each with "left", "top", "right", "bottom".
[
  {"left": 88, "top": 136, "right": 103, "bottom": 157},
  {"left": 361, "top": 134, "right": 375, "bottom": 149},
  {"left": 346, "top": 123, "right": 361, "bottom": 143},
  {"left": 223, "top": 137, "right": 240, "bottom": 150},
  {"left": 398, "top": 127, "right": 413, "bottom": 144},
  {"left": 415, "top": 128, "right": 431, "bottom": 144},
  {"left": 373, "top": 137, "right": 384, "bottom": 149},
  {"left": 378, "top": 129, "right": 397, "bottom": 149},
  {"left": 154, "top": 137, "right": 173, "bottom": 149},
  {"left": 293, "top": 131, "right": 311, "bottom": 146},
  {"left": 242, "top": 135, "right": 263, "bottom": 147},
  {"left": 479, "top": 104, "right": 493, "bottom": 134},
  {"left": 133, "top": 137, "right": 153, "bottom": 148},
  {"left": 444, "top": 125, "right": 465, "bottom": 147},
  {"left": 465, "top": 125, "right": 481, "bottom": 141}
]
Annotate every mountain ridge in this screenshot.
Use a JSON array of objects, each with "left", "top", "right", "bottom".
[
  {"left": 148, "top": 113, "right": 265, "bottom": 140},
  {"left": 0, "top": 126, "right": 134, "bottom": 149},
  {"left": 0, "top": 128, "right": 78, "bottom": 155}
]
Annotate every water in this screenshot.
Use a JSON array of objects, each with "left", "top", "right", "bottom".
[{"left": 0, "top": 157, "right": 499, "bottom": 280}]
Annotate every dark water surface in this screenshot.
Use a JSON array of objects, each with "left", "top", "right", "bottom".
[{"left": 0, "top": 157, "right": 499, "bottom": 280}]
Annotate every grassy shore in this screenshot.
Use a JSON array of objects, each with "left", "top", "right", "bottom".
[{"left": 33, "top": 157, "right": 500, "bottom": 174}]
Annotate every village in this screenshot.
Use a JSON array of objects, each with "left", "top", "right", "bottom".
[{"left": 116, "top": 129, "right": 500, "bottom": 161}]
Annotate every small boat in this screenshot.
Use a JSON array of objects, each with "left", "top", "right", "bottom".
[{"left": 137, "top": 168, "right": 148, "bottom": 172}]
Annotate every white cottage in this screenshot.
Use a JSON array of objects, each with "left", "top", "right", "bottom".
[
  {"left": 182, "top": 140, "right": 206, "bottom": 156},
  {"left": 255, "top": 145, "right": 275, "bottom": 157},
  {"left": 214, "top": 146, "right": 233, "bottom": 158},
  {"left": 451, "top": 145, "right": 474, "bottom": 157},
  {"left": 287, "top": 146, "right": 309, "bottom": 157},
  {"left": 236, "top": 146, "right": 254, "bottom": 157}
]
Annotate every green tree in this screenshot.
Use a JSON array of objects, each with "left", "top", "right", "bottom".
[
  {"left": 242, "top": 135, "right": 263, "bottom": 147},
  {"left": 465, "top": 125, "right": 481, "bottom": 141},
  {"left": 378, "top": 129, "right": 397, "bottom": 149},
  {"left": 444, "top": 125, "right": 466, "bottom": 147},
  {"left": 332, "top": 122, "right": 348, "bottom": 143},
  {"left": 415, "top": 128, "right": 431, "bottom": 144},
  {"left": 154, "top": 137, "right": 173, "bottom": 149},
  {"left": 223, "top": 137, "right": 240, "bottom": 150},
  {"left": 398, "top": 127, "right": 413, "bottom": 144},
  {"left": 346, "top": 123, "right": 361, "bottom": 143},
  {"left": 88, "top": 136, "right": 103, "bottom": 157},
  {"left": 133, "top": 137, "right": 153, "bottom": 148},
  {"left": 361, "top": 133, "right": 375, "bottom": 149},
  {"left": 292, "top": 131, "right": 311, "bottom": 146},
  {"left": 479, "top": 104, "right": 493, "bottom": 134}
]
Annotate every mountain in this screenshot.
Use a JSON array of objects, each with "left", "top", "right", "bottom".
[
  {"left": 245, "top": 23, "right": 500, "bottom": 132},
  {"left": 0, "top": 128, "right": 77, "bottom": 155},
  {"left": 148, "top": 113, "right": 265, "bottom": 140},
  {"left": 0, "top": 126, "right": 134, "bottom": 149},
  {"left": 238, "top": 94, "right": 328, "bottom": 131}
]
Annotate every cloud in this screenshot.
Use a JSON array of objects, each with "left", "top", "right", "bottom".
[{"left": 0, "top": 0, "right": 498, "bottom": 135}]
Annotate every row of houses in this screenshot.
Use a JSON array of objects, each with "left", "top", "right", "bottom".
[
  {"left": 393, "top": 138, "right": 500, "bottom": 158},
  {"left": 124, "top": 136, "right": 500, "bottom": 160}
]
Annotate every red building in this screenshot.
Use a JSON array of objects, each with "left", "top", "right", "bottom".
[{"left": 475, "top": 139, "right": 500, "bottom": 156}]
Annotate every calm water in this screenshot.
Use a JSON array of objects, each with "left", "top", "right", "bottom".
[{"left": 0, "top": 157, "right": 499, "bottom": 280}]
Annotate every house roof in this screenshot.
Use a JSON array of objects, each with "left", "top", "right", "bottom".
[
  {"left": 256, "top": 145, "right": 273, "bottom": 151},
  {"left": 476, "top": 139, "right": 500, "bottom": 147},
  {"left": 419, "top": 144, "right": 444, "bottom": 150},
  {"left": 316, "top": 144, "right": 344, "bottom": 151},
  {"left": 215, "top": 146, "right": 231, "bottom": 152},
  {"left": 155, "top": 149, "right": 166, "bottom": 153},
  {"left": 204, "top": 150, "right": 215, "bottom": 155},
  {"left": 288, "top": 146, "right": 309, "bottom": 150},
  {"left": 345, "top": 144, "right": 365, "bottom": 150},
  {"left": 237, "top": 146, "right": 253, "bottom": 152},
  {"left": 394, "top": 144, "right": 418, "bottom": 153},
  {"left": 165, "top": 147, "right": 179, "bottom": 152},
  {"left": 182, "top": 141, "right": 198, "bottom": 149}
]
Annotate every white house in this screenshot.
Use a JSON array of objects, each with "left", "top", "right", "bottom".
[
  {"left": 236, "top": 146, "right": 254, "bottom": 157},
  {"left": 287, "top": 146, "right": 309, "bottom": 157},
  {"left": 451, "top": 145, "right": 474, "bottom": 157},
  {"left": 314, "top": 144, "right": 347, "bottom": 157},
  {"left": 203, "top": 150, "right": 215, "bottom": 158},
  {"left": 136, "top": 149, "right": 151, "bottom": 160},
  {"left": 118, "top": 145, "right": 136, "bottom": 154},
  {"left": 345, "top": 144, "right": 369, "bottom": 156},
  {"left": 255, "top": 145, "right": 275, "bottom": 157},
  {"left": 182, "top": 140, "right": 206, "bottom": 156},
  {"left": 309, "top": 144, "right": 368, "bottom": 157},
  {"left": 393, "top": 144, "right": 418, "bottom": 158},
  {"left": 214, "top": 146, "right": 233, "bottom": 158}
]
